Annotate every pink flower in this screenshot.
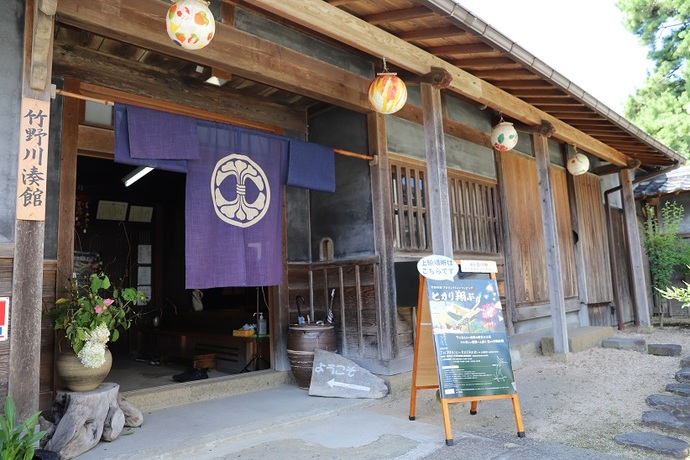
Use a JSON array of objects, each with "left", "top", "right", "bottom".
[
  {"left": 103, "top": 298, "right": 114, "bottom": 307},
  {"left": 94, "top": 306, "right": 104, "bottom": 314}
]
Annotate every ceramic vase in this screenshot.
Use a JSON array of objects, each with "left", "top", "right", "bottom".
[{"left": 55, "top": 347, "right": 112, "bottom": 392}]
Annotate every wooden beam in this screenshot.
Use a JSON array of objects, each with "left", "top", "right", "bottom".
[
  {"left": 362, "top": 6, "right": 435, "bottom": 25},
  {"left": 368, "top": 112, "right": 396, "bottom": 360},
  {"left": 398, "top": 26, "right": 466, "bottom": 41},
  {"left": 30, "top": 0, "right": 56, "bottom": 90},
  {"left": 533, "top": 131, "right": 570, "bottom": 357},
  {"left": 620, "top": 168, "right": 652, "bottom": 327},
  {"left": 421, "top": 82, "right": 453, "bottom": 257},
  {"left": 244, "top": 0, "right": 631, "bottom": 165},
  {"left": 52, "top": 42, "right": 305, "bottom": 133},
  {"left": 56, "top": 0, "right": 370, "bottom": 113},
  {"left": 11, "top": 0, "right": 50, "bottom": 421},
  {"left": 425, "top": 43, "right": 495, "bottom": 55}
]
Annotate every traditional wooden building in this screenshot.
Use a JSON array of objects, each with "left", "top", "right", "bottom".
[{"left": 2, "top": 0, "right": 685, "bottom": 417}]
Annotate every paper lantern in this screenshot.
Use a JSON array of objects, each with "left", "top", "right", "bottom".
[
  {"left": 567, "top": 153, "right": 590, "bottom": 176},
  {"left": 490, "top": 121, "right": 518, "bottom": 151},
  {"left": 166, "top": 0, "right": 215, "bottom": 50},
  {"left": 368, "top": 73, "right": 407, "bottom": 114}
]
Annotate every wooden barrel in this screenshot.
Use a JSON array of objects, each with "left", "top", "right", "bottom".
[{"left": 287, "top": 324, "right": 336, "bottom": 389}]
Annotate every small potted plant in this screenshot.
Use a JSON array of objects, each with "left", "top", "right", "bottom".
[
  {"left": 47, "top": 273, "right": 146, "bottom": 391},
  {"left": 0, "top": 395, "right": 56, "bottom": 460}
]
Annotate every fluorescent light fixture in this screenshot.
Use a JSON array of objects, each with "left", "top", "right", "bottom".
[
  {"left": 122, "top": 166, "right": 154, "bottom": 187},
  {"left": 205, "top": 75, "right": 227, "bottom": 86}
]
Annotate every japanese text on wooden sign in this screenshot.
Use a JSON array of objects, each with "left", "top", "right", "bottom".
[
  {"left": 418, "top": 256, "right": 516, "bottom": 399},
  {"left": 17, "top": 97, "right": 50, "bottom": 221}
]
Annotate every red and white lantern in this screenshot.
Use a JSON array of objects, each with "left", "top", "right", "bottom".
[
  {"left": 368, "top": 73, "right": 407, "bottom": 115},
  {"left": 166, "top": 0, "right": 215, "bottom": 50},
  {"left": 567, "top": 153, "right": 590, "bottom": 176}
]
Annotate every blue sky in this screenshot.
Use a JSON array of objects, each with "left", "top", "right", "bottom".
[{"left": 458, "top": 0, "right": 652, "bottom": 114}]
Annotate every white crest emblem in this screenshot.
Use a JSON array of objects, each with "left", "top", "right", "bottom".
[{"left": 211, "top": 154, "right": 270, "bottom": 228}]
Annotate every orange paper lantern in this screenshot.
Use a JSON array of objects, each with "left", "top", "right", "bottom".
[{"left": 368, "top": 73, "right": 407, "bottom": 114}]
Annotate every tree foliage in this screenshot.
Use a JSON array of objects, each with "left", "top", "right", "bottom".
[
  {"left": 642, "top": 201, "right": 686, "bottom": 303},
  {"left": 617, "top": 0, "right": 690, "bottom": 157}
]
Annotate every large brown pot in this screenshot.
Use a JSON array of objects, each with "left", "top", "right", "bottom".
[
  {"left": 287, "top": 324, "right": 336, "bottom": 389},
  {"left": 55, "top": 347, "right": 112, "bottom": 392}
]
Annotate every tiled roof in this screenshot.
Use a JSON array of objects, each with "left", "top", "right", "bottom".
[{"left": 635, "top": 166, "right": 690, "bottom": 197}]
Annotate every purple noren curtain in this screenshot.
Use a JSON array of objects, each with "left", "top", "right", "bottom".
[
  {"left": 287, "top": 139, "right": 335, "bottom": 192},
  {"left": 113, "top": 104, "right": 189, "bottom": 173},
  {"left": 185, "top": 121, "right": 288, "bottom": 288}
]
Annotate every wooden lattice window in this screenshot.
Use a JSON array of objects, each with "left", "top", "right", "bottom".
[
  {"left": 390, "top": 156, "right": 501, "bottom": 255},
  {"left": 448, "top": 172, "right": 502, "bottom": 255},
  {"left": 391, "top": 160, "right": 428, "bottom": 250}
]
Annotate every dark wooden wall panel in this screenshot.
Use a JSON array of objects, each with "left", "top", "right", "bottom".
[{"left": 575, "top": 173, "right": 613, "bottom": 304}]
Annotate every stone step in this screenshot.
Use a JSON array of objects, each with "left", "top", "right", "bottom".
[
  {"left": 677, "top": 368, "right": 690, "bottom": 383},
  {"left": 648, "top": 343, "right": 683, "bottom": 357},
  {"left": 122, "top": 369, "right": 291, "bottom": 412},
  {"left": 642, "top": 410, "right": 690, "bottom": 434},
  {"left": 613, "top": 431, "right": 690, "bottom": 458},
  {"left": 647, "top": 394, "right": 690, "bottom": 413},
  {"left": 681, "top": 356, "right": 690, "bottom": 368},
  {"left": 666, "top": 383, "right": 690, "bottom": 397},
  {"left": 601, "top": 337, "right": 647, "bottom": 353},
  {"left": 540, "top": 326, "right": 614, "bottom": 355}
]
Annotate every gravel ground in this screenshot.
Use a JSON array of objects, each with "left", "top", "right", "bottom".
[{"left": 372, "top": 322, "right": 690, "bottom": 459}]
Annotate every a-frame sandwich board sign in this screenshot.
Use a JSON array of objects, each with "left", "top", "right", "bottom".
[{"left": 409, "top": 256, "right": 525, "bottom": 446}]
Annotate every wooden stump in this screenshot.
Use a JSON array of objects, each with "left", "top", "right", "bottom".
[{"left": 40, "top": 383, "right": 144, "bottom": 460}]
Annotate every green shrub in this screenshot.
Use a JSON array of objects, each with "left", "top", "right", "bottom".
[{"left": 0, "top": 396, "right": 46, "bottom": 460}]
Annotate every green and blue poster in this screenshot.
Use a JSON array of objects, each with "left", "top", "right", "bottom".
[{"left": 426, "top": 276, "right": 516, "bottom": 398}]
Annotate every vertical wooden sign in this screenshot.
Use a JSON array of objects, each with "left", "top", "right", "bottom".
[
  {"left": 16, "top": 97, "right": 50, "bottom": 221},
  {"left": 409, "top": 256, "right": 524, "bottom": 445}
]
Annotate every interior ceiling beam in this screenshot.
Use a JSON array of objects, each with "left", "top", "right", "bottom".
[
  {"left": 361, "top": 6, "right": 435, "bottom": 25},
  {"left": 52, "top": 42, "right": 307, "bottom": 132},
  {"left": 56, "top": 0, "right": 371, "bottom": 113}
]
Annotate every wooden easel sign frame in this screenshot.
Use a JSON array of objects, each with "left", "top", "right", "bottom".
[{"left": 409, "top": 256, "right": 524, "bottom": 445}]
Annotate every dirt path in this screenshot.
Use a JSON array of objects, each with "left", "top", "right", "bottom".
[{"left": 374, "top": 324, "right": 690, "bottom": 459}]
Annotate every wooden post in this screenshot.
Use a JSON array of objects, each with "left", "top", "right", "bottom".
[
  {"left": 494, "top": 150, "right": 516, "bottom": 335},
  {"left": 533, "top": 129, "right": 570, "bottom": 357},
  {"left": 619, "top": 168, "right": 651, "bottom": 327},
  {"left": 368, "top": 112, "right": 396, "bottom": 360},
  {"left": 420, "top": 81, "right": 453, "bottom": 258},
  {"left": 10, "top": 0, "right": 55, "bottom": 419}
]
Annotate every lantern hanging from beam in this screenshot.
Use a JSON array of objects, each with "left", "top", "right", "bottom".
[
  {"left": 490, "top": 119, "right": 518, "bottom": 152},
  {"left": 368, "top": 58, "right": 407, "bottom": 114},
  {"left": 567, "top": 148, "right": 590, "bottom": 176},
  {"left": 166, "top": 0, "right": 215, "bottom": 50}
]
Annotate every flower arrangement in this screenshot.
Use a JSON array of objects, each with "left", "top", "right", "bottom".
[{"left": 49, "top": 273, "right": 146, "bottom": 368}]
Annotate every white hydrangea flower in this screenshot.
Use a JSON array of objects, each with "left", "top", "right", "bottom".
[
  {"left": 88, "top": 323, "right": 111, "bottom": 345},
  {"left": 78, "top": 340, "right": 107, "bottom": 368}
]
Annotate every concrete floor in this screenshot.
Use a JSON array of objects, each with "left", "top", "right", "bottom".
[{"left": 107, "top": 352, "right": 231, "bottom": 392}]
